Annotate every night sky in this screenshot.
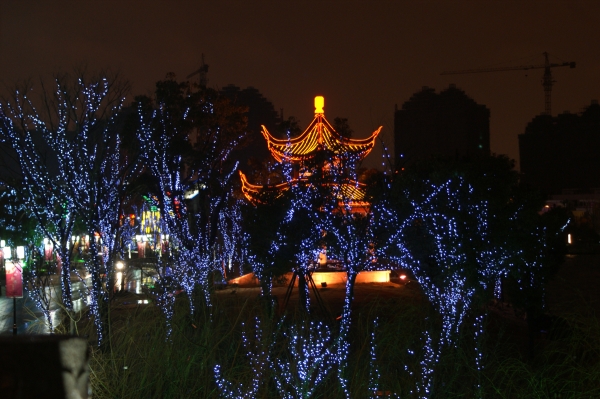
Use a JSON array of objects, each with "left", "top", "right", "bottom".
[{"left": 2, "top": 1, "right": 599, "bottom": 169}]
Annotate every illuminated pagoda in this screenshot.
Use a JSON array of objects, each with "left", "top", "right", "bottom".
[{"left": 239, "top": 96, "right": 382, "bottom": 213}]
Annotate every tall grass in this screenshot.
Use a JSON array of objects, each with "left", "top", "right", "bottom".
[{"left": 87, "top": 289, "right": 600, "bottom": 398}]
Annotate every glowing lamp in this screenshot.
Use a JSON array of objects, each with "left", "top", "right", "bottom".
[
  {"left": 0, "top": 240, "right": 4, "bottom": 247},
  {"left": 318, "top": 250, "right": 327, "bottom": 267},
  {"left": 314, "top": 96, "right": 324, "bottom": 114},
  {"left": 44, "top": 238, "right": 53, "bottom": 261},
  {"left": 3, "top": 246, "right": 11, "bottom": 259},
  {"left": 16, "top": 246, "right": 25, "bottom": 260},
  {"left": 184, "top": 188, "right": 199, "bottom": 199},
  {"left": 116, "top": 261, "right": 124, "bottom": 270}
]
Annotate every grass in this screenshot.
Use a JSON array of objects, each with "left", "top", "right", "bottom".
[{"left": 84, "top": 285, "right": 600, "bottom": 398}]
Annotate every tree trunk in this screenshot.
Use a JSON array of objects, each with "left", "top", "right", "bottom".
[
  {"left": 259, "top": 274, "right": 277, "bottom": 316},
  {"left": 297, "top": 268, "right": 310, "bottom": 313},
  {"left": 59, "top": 256, "right": 73, "bottom": 310},
  {"left": 260, "top": 274, "right": 272, "bottom": 298},
  {"left": 342, "top": 270, "right": 357, "bottom": 326}
]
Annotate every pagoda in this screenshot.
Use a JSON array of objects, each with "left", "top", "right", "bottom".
[{"left": 239, "top": 96, "right": 382, "bottom": 213}]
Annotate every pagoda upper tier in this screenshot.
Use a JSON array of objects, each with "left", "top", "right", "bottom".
[
  {"left": 262, "top": 96, "right": 382, "bottom": 163},
  {"left": 239, "top": 96, "right": 382, "bottom": 211}
]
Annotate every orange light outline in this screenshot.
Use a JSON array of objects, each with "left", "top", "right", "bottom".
[
  {"left": 261, "top": 114, "right": 382, "bottom": 163},
  {"left": 239, "top": 170, "right": 369, "bottom": 208}
]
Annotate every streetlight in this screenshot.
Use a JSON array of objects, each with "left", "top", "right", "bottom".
[
  {"left": 16, "top": 246, "right": 24, "bottom": 260},
  {"left": 2, "top": 246, "right": 10, "bottom": 260},
  {"left": 4, "top": 245, "right": 24, "bottom": 335},
  {"left": 115, "top": 261, "right": 125, "bottom": 292}
]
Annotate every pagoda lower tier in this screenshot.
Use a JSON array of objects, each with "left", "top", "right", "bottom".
[
  {"left": 239, "top": 96, "right": 381, "bottom": 215},
  {"left": 239, "top": 170, "right": 370, "bottom": 213}
]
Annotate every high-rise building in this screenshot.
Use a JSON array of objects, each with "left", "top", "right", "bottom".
[
  {"left": 394, "top": 85, "right": 490, "bottom": 168},
  {"left": 519, "top": 100, "right": 600, "bottom": 195}
]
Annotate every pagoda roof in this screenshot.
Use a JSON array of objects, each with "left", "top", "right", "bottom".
[
  {"left": 261, "top": 114, "right": 382, "bottom": 163},
  {"left": 239, "top": 170, "right": 370, "bottom": 209},
  {"left": 239, "top": 97, "right": 378, "bottom": 215}
]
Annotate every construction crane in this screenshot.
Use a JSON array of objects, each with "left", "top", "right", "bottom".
[
  {"left": 441, "top": 52, "right": 576, "bottom": 115},
  {"left": 187, "top": 53, "right": 209, "bottom": 88}
]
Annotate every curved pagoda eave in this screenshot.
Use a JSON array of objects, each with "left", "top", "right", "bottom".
[
  {"left": 261, "top": 116, "right": 382, "bottom": 163},
  {"left": 239, "top": 170, "right": 289, "bottom": 203},
  {"left": 239, "top": 170, "right": 368, "bottom": 206}
]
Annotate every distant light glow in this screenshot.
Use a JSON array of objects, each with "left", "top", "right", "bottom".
[
  {"left": 184, "top": 189, "right": 199, "bottom": 199},
  {"left": 16, "top": 246, "right": 25, "bottom": 259},
  {"left": 116, "top": 272, "right": 123, "bottom": 290}
]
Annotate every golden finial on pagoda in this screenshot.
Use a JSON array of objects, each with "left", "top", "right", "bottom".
[{"left": 314, "top": 96, "right": 324, "bottom": 115}]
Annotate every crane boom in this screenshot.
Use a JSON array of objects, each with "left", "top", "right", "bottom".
[
  {"left": 441, "top": 52, "right": 576, "bottom": 115},
  {"left": 441, "top": 61, "right": 575, "bottom": 75},
  {"left": 187, "top": 53, "right": 209, "bottom": 87}
]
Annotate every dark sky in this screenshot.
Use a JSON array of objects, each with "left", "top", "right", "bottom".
[{"left": 2, "top": 1, "right": 599, "bottom": 169}]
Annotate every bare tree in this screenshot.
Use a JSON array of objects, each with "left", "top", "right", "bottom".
[
  {"left": 0, "top": 70, "right": 142, "bottom": 344},
  {"left": 138, "top": 77, "right": 247, "bottom": 320}
]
